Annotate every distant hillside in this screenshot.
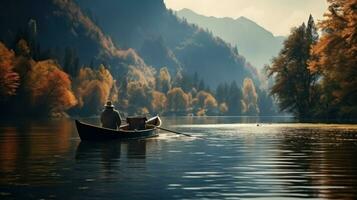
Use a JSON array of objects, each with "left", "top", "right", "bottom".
[
  {"left": 0, "top": 0, "right": 260, "bottom": 87},
  {"left": 177, "top": 8, "right": 285, "bottom": 69},
  {"left": 76, "top": 0, "right": 258, "bottom": 87},
  {"left": 0, "top": 0, "right": 277, "bottom": 116},
  {"left": 0, "top": 0, "right": 151, "bottom": 80}
]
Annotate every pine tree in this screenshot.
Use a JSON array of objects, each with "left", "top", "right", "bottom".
[
  {"left": 268, "top": 16, "right": 318, "bottom": 120},
  {"left": 227, "top": 81, "right": 243, "bottom": 115}
]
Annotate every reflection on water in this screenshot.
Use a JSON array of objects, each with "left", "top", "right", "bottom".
[{"left": 0, "top": 117, "right": 356, "bottom": 199}]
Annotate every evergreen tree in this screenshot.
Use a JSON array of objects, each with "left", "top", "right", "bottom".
[
  {"left": 215, "top": 82, "right": 230, "bottom": 105},
  {"left": 268, "top": 16, "right": 318, "bottom": 120},
  {"left": 215, "top": 83, "right": 225, "bottom": 103},
  {"left": 227, "top": 81, "right": 243, "bottom": 115},
  {"left": 63, "top": 47, "right": 80, "bottom": 77},
  {"left": 193, "top": 72, "right": 199, "bottom": 89},
  {"left": 198, "top": 79, "right": 205, "bottom": 91},
  {"left": 257, "top": 89, "right": 276, "bottom": 115}
]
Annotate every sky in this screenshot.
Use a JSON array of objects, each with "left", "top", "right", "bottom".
[{"left": 164, "top": 0, "right": 328, "bottom": 36}]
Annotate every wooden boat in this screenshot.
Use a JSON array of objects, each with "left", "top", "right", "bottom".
[{"left": 75, "top": 116, "right": 161, "bottom": 141}]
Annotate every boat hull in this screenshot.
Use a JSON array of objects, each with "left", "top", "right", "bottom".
[{"left": 75, "top": 116, "right": 161, "bottom": 141}]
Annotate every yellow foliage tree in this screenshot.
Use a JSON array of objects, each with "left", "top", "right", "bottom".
[
  {"left": 126, "top": 81, "right": 152, "bottom": 114},
  {"left": 76, "top": 65, "right": 116, "bottom": 115},
  {"left": 204, "top": 95, "right": 218, "bottom": 111},
  {"left": 157, "top": 67, "right": 171, "bottom": 93},
  {"left": 195, "top": 91, "right": 218, "bottom": 114},
  {"left": 151, "top": 91, "right": 167, "bottom": 114},
  {"left": 219, "top": 103, "right": 228, "bottom": 114},
  {"left": 242, "top": 78, "right": 259, "bottom": 115},
  {"left": 167, "top": 87, "right": 189, "bottom": 113}
]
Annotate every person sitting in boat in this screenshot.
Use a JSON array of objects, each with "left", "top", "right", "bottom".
[{"left": 100, "top": 101, "right": 122, "bottom": 130}]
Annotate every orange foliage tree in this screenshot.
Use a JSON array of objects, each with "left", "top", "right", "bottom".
[
  {"left": 27, "top": 60, "right": 77, "bottom": 116},
  {"left": 0, "top": 43, "right": 20, "bottom": 98},
  {"left": 309, "top": 0, "right": 357, "bottom": 118}
]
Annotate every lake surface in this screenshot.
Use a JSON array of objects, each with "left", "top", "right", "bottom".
[{"left": 0, "top": 117, "right": 357, "bottom": 200}]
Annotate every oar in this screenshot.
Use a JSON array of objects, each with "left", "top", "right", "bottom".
[
  {"left": 147, "top": 125, "right": 204, "bottom": 139},
  {"left": 156, "top": 126, "right": 198, "bottom": 138}
]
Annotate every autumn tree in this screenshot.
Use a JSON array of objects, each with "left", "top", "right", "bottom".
[
  {"left": 151, "top": 91, "right": 167, "bottom": 114},
  {"left": 193, "top": 91, "right": 218, "bottom": 115},
  {"left": 14, "top": 40, "right": 34, "bottom": 80},
  {"left": 1, "top": 40, "right": 76, "bottom": 117},
  {"left": 12, "top": 40, "right": 42, "bottom": 115},
  {"left": 156, "top": 67, "right": 171, "bottom": 93},
  {"left": 195, "top": 91, "right": 210, "bottom": 109},
  {"left": 167, "top": 87, "right": 189, "bottom": 113},
  {"left": 219, "top": 102, "right": 228, "bottom": 114},
  {"left": 309, "top": 0, "right": 357, "bottom": 119},
  {"left": 268, "top": 15, "right": 318, "bottom": 119},
  {"left": 27, "top": 60, "right": 77, "bottom": 116},
  {"left": 242, "top": 78, "right": 259, "bottom": 115},
  {"left": 0, "top": 43, "right": 19, "bottom": 99},
  {"left": 126, "top": 81, "right": 152, "bottom": 115},
  {"left": 204, "top": 93, "right": 218, "bottom": 114},
  {"left": 125, "top": 66, "right": 156, "bottom": 115},
  {"left": 75, "top": 65, "right": 116, "bottom": 116}
]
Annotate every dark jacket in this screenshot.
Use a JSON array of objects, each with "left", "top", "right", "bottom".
[{"left": 100, "top": 107, "right": 121, "bottom": 129}]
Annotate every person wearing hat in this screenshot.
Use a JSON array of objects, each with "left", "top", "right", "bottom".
[{"left": 100, "top": 101, "right": 122, "bottom": 129}]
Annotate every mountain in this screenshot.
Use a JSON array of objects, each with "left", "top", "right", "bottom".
[
  {"left": 176, "top": 8, "right": 285, "bottom": 69},
  {"left": 76, "top": 0, "right": 258, "bottom": 87},
  {"left": 0, "top": 0, "right": 153, "bottom": 79},
  {"left": 0, "top": 0, "right": 259, "bottom": 88},
  {"left": 0, "top": 0, "right": 277, "bottom": 116}
]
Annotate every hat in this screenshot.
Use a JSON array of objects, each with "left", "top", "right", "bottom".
[{"left": 104, "top": 101, "right": 114, "bottom": 108}]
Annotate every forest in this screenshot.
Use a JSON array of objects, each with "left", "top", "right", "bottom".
[
  {"left": 0, "top": 0, "right": 273, "bottom": 118},
  {"left": 268, "top": 0, "right": 356, "bottom": 121},
  {"left": 0, "top": 0, "right": 355, "bottom": 121},
  {"left": 0, "top": 38, "right": 265, "bottom": 117}
]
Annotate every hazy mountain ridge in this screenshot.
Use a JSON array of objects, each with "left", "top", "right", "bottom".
[
  {"left": 76, "top": 0, "right": 258, "bottom": 87},
  {"left": 177, "top": 8, "right": 285, "bottom": 69}
]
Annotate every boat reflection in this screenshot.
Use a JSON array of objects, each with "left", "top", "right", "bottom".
[
  {"left": 75, "top": 141, "right": 122, "bottom": 161},
  {"left": 75, "top": 139, "right": 153, "bottom": 175},
  {"left": 126, "top": 140, "right": 147, "bottom": 159}
]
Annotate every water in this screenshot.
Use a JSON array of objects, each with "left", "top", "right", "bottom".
[{"left": 0, "top": 117, "right": 357, "bottom": 200}]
